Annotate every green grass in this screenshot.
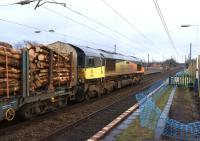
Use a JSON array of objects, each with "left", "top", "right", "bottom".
[
  {"left": 116, "top": 86, "right": 173, "bottom": 141},
  {"left": 156, "top": 86, "right": 173, "bottom": 110},
  {"left": 116, "top": 118, "right": 154, "bottom": 141}
]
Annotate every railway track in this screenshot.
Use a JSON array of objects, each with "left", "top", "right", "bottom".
[
  {"left": 0, "top": 69, "right": 180, "bottom": 141},
  {"left": 40, "top": 70, "right": 180, "bottom": 141},
  {"left": 0, "top": 72, "right": 157, "bottom": 130}
]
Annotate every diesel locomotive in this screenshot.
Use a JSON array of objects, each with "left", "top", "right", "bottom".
[{"left": 0, "top": 41, "right": 144, "bottom": 121}]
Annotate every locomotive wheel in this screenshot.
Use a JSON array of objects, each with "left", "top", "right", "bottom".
[{"left": 5, "top": 108, "right": 15, "bottom": 121}]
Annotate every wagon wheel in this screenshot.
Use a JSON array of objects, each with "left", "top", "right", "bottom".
[{"left": 5, "top": 108, "right": 15, "bottom": 121}]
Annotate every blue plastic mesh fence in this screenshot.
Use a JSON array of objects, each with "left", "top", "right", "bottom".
[
  {"left": 136, "top": 82, "right": 200, "bottom": 140},
  {"left": 136, "top": 82, "right": 166, "bottom": 129},
  {"left": 139, "top": 98, "right": 162, "bottom": 129},
  {"left": 163, "top": 119, "right": 200, "bottom": 140},
  {"left": 136, "top": 80, "right": 165, "bottom": 102}
]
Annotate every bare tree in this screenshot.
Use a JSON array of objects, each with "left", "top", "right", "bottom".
[{"left": 14, "top": 40, "right": 39, "bottom": 49}]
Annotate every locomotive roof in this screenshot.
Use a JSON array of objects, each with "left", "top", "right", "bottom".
[
  {"left": 72, "top": 44, "right": 142, "bottom": 62},
  {"left": 48, "top": 41, "right": 142, "bottom": 62}
]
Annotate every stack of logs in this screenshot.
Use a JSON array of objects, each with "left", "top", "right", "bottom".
[
  {"left": 0, "top": 41, "right": 72, "bottom": 96},
  {"left": 27, "top": 44, "right": 71, "bottom": 91},
  {"left": 0, "top": 42, "right": 21, "bottom": 95}
]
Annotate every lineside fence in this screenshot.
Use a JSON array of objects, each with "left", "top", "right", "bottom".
[
  {"left": 169, "top": 71, "right": 193, "bottom": 88},
  {"left": 136, "top": 81, "right": 167, "bottom": 130},
  {"left": 136, "top": 77, "right": 200, "bottom": 140}
]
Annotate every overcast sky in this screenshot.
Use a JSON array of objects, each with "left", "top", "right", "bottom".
[{"left": 0, "top": 0, "right": 200, "bottom": 62}]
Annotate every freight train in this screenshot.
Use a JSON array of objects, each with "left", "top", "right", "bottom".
[{"left": 0, "top": 41, "right": 144, "bottom": 121}]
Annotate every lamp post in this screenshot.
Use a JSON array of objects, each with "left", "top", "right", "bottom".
[
  {"left": 181, "top": 24, "right": 199, "bottom": 96},
  {"left": 34, "top": 29, "right": 55, "bottom": 45}
]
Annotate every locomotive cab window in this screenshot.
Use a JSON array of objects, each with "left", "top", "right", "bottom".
[
  {"left": 87, "top": 57, "right": 102, "bottom": 68},
  {"left": 88, "top": 58, "right": 94, "bottom": 67},
  {"left": 76, "top": 49, "right": 86, "bottom": 68},
  {"left": 78, "top": 54, "right": 85, "bottom": 68}
]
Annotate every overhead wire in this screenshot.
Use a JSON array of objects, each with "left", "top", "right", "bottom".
[
  {"left": 0, "top": 0, "right": 37, "bottom": 6},
  {"left": 0, "top": 0, "right": 145, "bottom": 52},
  {"left": 0, "top": 18, "right": 40, "bottom": 30},
  {"left": 0, "top": 18, "right": 111, "bottom": 48},
  {"left": 152, "top": 0, "right": 180, "bottom": 57},
  {"left": 101, "top": 0, "right": 163, "bottom": 57},
  {"left": 0, "top": 1, "right": 114, "bottom": 41},
  {"left": 1, "top": 0, "right": 144, "bottom": 51},
  {"left": 0, "top": 0, "right": 64, "bottom": 7},
  {"left": 42, "top": 6, "right": 146, "bottom": 52},
  {"left": 0, "top": 3, "right": 16, "bottom": 6},
  {"left": 52, "top": 0, "right": 162, "bottom": 55},
  {"left": 65, "top": 7, "right": 134, "bottom": 41},
  {"left": 42, "top": 6, "right": 137, "bottom": 48},
  {"left": 101, "top": 0, "right": 159, "bottom": 48},
  {"left": 51, "top": 0, "right": 142, "bottom": 46},
  {"left": 0, "top": 1, "right": 140, "bottom": 52},
  {"left": 1, "top": 0, "right": 153, "bottom": 54}
]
